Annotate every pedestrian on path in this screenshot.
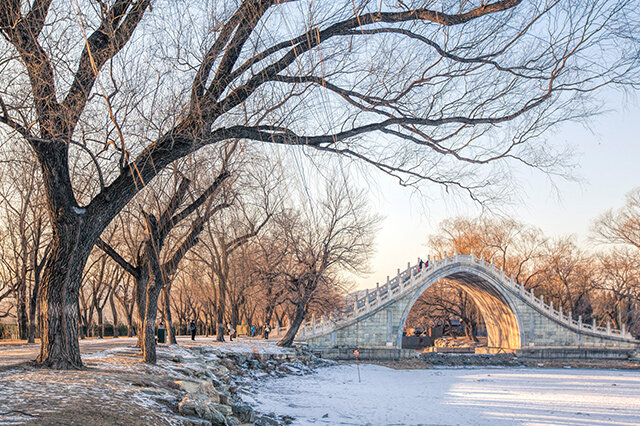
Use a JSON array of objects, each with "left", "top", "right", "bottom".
[{"left": 190, "top": 320, "right": 197, "bottom": 340}]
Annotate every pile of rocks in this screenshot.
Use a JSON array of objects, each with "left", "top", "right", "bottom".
[{"left": 165, "top": 346, "right": 326, "bottom": 425}]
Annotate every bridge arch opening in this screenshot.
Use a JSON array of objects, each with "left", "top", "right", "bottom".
[{"left": 398, "top": 269, "right": 522, "bottom": 353}]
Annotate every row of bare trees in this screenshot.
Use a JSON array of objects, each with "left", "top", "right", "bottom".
[
  {"left": 0, "top": 137, "right": 379, "bottom": 362},
  {"left": 406, "top": 188, "right": 640, "bottom": 339},
  {"left": 0, "top": 0, "right": 638, "bottom": 368}
]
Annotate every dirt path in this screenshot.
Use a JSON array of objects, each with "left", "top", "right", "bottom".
[{"left": 0, "top": 336, "right": 279, "bottom": 366}]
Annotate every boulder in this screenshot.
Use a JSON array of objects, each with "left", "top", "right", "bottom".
[
  {"left": 232, "top": 404, "right": 255, "bottom": 423},
  {"left": 254, "top": 415, "right": 280, "bottom": 426},
  {"left": 212, "top": 403, "right": 233, "bottom": 417},
  {"left": 218, "top": 391, "right": 232, "bottom": 405},
  {"left": 175, "top": 380, "right": 221, "bottom": 403},
  {"left": 178, "top": 393, "right": 227, "bottom": 426},
  {"left": 212, "top": 365, "right": 231, "bottom": 381}
]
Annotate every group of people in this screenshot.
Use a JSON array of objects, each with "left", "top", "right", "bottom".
[
  {"left": 418, "top": 258, "right": 429, "bottom": 271},
  {"left": 184, "top": 321, "right": 272, "bottom": 341}
]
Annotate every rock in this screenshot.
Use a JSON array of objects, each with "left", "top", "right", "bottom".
[
  {"left": 226, "top": 417, "right": 241, "bottom": 426},
  {"left": 220, "top": 358, "right": 236, "bottom": 370},
  {"left": 218, "top": 391, "right": 232, "bottom": 405},
  {"left": 178, "top": 393, "right": 227, "bottom": 425},
  {"left": 254, "top": 415, "right": 280, "bottom": 426},
  {"left": 212, "top": 403, "right": 233, "bottom": 417},
  {"left": 208, "top": 408, "right": 227, "bottom": 425},
  {"left": 175, "top": 380, "right": 201, "bottom": 394},
  {"left": 198, "top": 381, "right": 221, "bottom": 403},
  {"left": 246, "top": 359, "right": 262, "bottom": 369},
  {"left": 212, "top": 365, "right": 231, "bottom": 380},
  {"left": 171, "top": 355, "right": 184, "bottom": 363},
  {"left": 178, "top": 394, "right": 206, "bottom": 418},
  {"left": 232, "top": 404, "right": 255, "bottom": 423},
  {"left": 175, "top": 380, "right": 221, "bottom": 403}
]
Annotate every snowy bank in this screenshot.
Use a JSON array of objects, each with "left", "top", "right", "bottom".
[{"left": 246, "top": 364, "right": 640, "bottom": 425}]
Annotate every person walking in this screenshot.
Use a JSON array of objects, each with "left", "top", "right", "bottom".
[
  {"left": 250, "top": 325, "right": 256, "bottom": 338},
  {"left": 189, "top": 320, "right": 197, "bottom": 341},
  {"left": 263, "top": 324, "right": 271, "bottom": 339}
]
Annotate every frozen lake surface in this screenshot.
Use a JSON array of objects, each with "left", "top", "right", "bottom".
[{"left": 246, "top": 364, "right": 640, "bottom": 425}]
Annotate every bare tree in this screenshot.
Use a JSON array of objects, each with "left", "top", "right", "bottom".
[
  {"left": 592, "top": 248, "right": 640, "bottom": 334},
  {"left": 194, "top": 162, "right": 279, "bottom": 341},
  {"left": 98, "top": 156, "right": 232, "bottom": 363},
  {"left": 0, "top": 0, "right": 638, "bottom": 368},
  {"left": 0, "top": 151, "right": 50, "bottom": 341},
  {"left": 278, "top": 181, "right": 379, "bottom": 347},
  {"left": 594, "top": 188, "right": 640, "bottom": 251}
]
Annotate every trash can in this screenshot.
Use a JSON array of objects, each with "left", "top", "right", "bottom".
[{"left": 157, "top": 327, "right": 166, "bottom": 344}]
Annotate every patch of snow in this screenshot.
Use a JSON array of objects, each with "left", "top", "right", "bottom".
[{"left": 246, "top": 364, "right": 640, "bottom": 425}]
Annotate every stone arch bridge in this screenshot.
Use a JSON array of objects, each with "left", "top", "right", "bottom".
[{"left": 298, "top": 253, "right": 638, "bottom": 354}]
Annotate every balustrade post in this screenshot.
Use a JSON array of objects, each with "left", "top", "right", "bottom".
[
  {"left": 550, "top": 300, "right": 553, "bottom": 311},
  {"left": 607, "top": 321, "right": 611, "bottom": 335},
  {"left": 540, "top": 294, "right": 544, "bottom": 305},
  {"left": 592, "top": 318, "right": 596, "bottom": 328},
  {"left": 622, "top": 324, "right": 626, "bottom": 334},
  {"left": 578, "top": 315, "right": 582, "bottom": 328},
  {"left": 559, "top": 306, "right": 563, "bottom": 317},
  {"left": 471, "top": 249, "right": 474, "bottom": 257}
]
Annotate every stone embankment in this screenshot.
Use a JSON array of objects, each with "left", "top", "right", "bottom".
[
  {"left": 167, "top": 345, "right": 329, "bottom": 425},
  {"left": 368, "top": 351, "right": 640, "bottom": 370}
]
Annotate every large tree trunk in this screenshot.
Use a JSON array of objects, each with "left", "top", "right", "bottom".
[
  {"left": 109, "top": 292, "right": 119, "bottom": 338},
  {"left": 17, "top": 280, "right": 28, "bottom": 340},
  {"left": 97, "top": 308, "right": 104, "bottom": 339},
  {"left": 134, "top": 273, "right": 149, "bottom": 347},
  {"left": 216, "top": 289, "right": 225, "bottom": 342},
  {"left": 277, "top": 302, "right": 307, "bottom": 348},
  {"left": 28, "top": 279, "right": 40, "bottom": 343},
  {"left": 163, "top": 287, "right": 177, "bottom": 344},
  {"left": 142, "top": 281, "right": 162, "bottom": 364},
  {"left": 33, "top": 141, "right": 95, "bottom": 369},
  {"left": 36, "top": 231, "right": 89, "bottom": 369}
]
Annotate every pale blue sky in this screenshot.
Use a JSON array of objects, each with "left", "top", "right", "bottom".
[{"left": 354, "top": 93, "right": 640, "bottom": 289}]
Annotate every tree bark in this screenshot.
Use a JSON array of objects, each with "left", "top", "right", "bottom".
[
  {"left": 163, "top": 287, "right": 177, "bottom": 344},
  {"left": 142, "top": 279, "right": 162, "bottom": 364},
  {"left": 97, "top": 308, "right": 104, "bottom": 339},
  {"left": 17, "top": 280, "right": 28, "bottom": 340},
  {"left": 109, "top": 292, "right": 119, "bottom": 338},
  {"left": 36, "top": 230, "right": 88, "bottom": 369},
  {"left": 277, "top": 302, "right": 306, "bottom": 348},
  {"left": 28, "top": 276, "right": 40, "bottom": 343}
]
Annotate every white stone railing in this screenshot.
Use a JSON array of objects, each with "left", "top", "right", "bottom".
[{"left": 298, "top": 252, "right": 636, "bottom": 341}]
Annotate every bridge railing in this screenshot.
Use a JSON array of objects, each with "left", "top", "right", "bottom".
[{"left": 298, "top": 252, "right": 635, "bottom": 341}]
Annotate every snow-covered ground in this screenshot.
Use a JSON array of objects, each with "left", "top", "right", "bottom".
[{"left": 246, "top": 364, "right": 640, "bottom": 425}]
